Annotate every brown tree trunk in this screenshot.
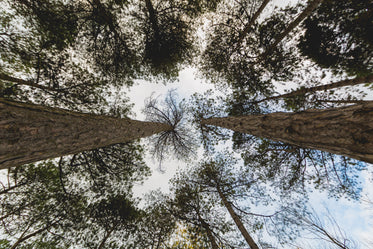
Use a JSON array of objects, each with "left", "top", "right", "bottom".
[
  {"left": 201, "top": 102, "right": 373, "bottom": 164},
  {"left": 10, "top": 222, "right": 55, "bottom": 249},
  {"left": 0, "top": 98, "right": 172, "bottom": 169},
  {"left": 253, "top": 74, "right": 373, "bottom": 104},
  {"left": 145, "top": 0, "right": 160, "bottom": 35},
  {"left": 198, "top": 215, "right": 219, "bottom": 249},
  {"left": 97, "top": 226, "right": 116, "bottom": 249},
  {"left": 236, "top": 0, "right": 271, "bottom": 47},
  {"left": 0, "top": 73, "right": 56, "bottom": 92},
  {"left": 217, "top": 187, "right": 259, "bottom": 249},
  {"left": 259, "top": 0, "right": 323, "bottom": 60},
  {"left": 316, "top": 99, "right": 367, "bottom": 105}
]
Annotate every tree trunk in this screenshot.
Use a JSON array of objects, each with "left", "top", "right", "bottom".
[
  {"left": 253, "top": 74, "right": 373, "bottom": 104},
  {"left": 217, "top": 187, "right": 259, "bottom": 249},
  {"left": 198, "top": 215, "right": 219, "bottom": 249},
  {"left": 10, "top": 223, "right": 55, "bottom": 249},
  {"left": 259, "top": 0, "right": 323, "bottom": 60},
  {"left": 0, "top": 73, "right": 56, "bottom": 92},
  {"left": 145, "top": 0, "right": 160, "bottom": 36},
  {"left": 316, "top": 99, "right": 367, "bottom": 105},
  {"left": 97, "top": 226, "right": 116, "bottom": 249},
  {"left": 201, "top": 102, "right": 373, "bottom": 164},
  {"left": 236, "top": 0, "right": 270, "bottom": 47},
  {"left": 0, "top": 98, "right": 172, "bottom": 169}
]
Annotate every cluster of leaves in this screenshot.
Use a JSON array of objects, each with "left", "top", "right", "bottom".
[
  {"left": 0, "top": 141, "right": 152, "bottom": 248},
  {"left": 298, "top": 0, "right": 373, "bottom": 76}
]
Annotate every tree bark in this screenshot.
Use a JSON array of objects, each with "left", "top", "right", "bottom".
[
  {"left": 316, "top": 99, "right": 368, "bottom": 105},
  {"left": 217, "top": 187, "right": 259, "bottom": 249},
  {"left": 258, "top": 0, "right": 323, "bottom": 61},
  {"left": 145, "top": 0, "right": 160, "bottom": 36},
  {"left": 97, "top": 226, "right": 116, "bottom": 249},
  {"left": 253, "top": 74, "right": 373, "bottom": 104},
  {"left": 201, "top": 102, "right": 373, "bottom": 164},
  {"left": 0, "top": 98, "right": 172, "bottom": 169},
  {"left": 198, "top": 215, "right": 219, "bottom": 249},
  {"left": 236, "top": 0, "right": 271, "bottom": 47}
]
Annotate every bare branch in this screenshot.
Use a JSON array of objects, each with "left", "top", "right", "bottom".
[{"left": 143, "top": 90, "right": 197, "bottom": 166}]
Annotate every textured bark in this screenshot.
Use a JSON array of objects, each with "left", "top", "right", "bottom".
[
  {"left": 259, "top": 0, "right": 323, "bottom": 60},
  {"left": 0, "top": 98, "right": 172, "bottom": 169},
  {"left": 236, "top": 0, "right": 271, "bottom": 47},
  {"left": 201, "top": 102, "right": 373, "bottom": 164},
  {"left": 217, "top": 187, "right": 259, "bottom": 249},
  {"left": 253, "top": 74, "right": 373, "bottom": 104}
]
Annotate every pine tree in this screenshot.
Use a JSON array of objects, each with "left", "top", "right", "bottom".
[{"left": 201, "top": 102, "right": 373, "bottom": 163}]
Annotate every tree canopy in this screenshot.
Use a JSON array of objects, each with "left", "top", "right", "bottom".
[{"left": 1, "top": 0, "right": 372, "bottom": 247}]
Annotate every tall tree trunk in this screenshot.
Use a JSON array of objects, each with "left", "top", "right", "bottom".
[
  {"left": 236, "top": 0, "right": 271, "bottom": 47},
  {"left": 201, "top": 102, "right": 373, "bottom": 163},
  {"left": 10, "top": 222, "right": 55, "bottom": 249},
  {"left": 197, "top": 215, "right": 219, "bottom": 249},
  {"left": 145, "top": 0, "right": 160, "bottom": 36},
  {"left": 216, "top": 187, "right": 259, "bottom": 249},
  {"left": 315, "top": 99, "right": 367, "bottom": 105},
  {"left": 0, "top": 182, "right": 27, "bottom": 195},
  {"left": 253, "top": 74, "right": 373, "bottom": 104},
  {"left": 0, "top": 98, "right": 172, "bottom": 169},
  {"left": 97, "top": 226, "right": 116, "bottom": 249},
  {"left": 258, "top": 0, "right": 323, "bottom": 60},
  {"left": 0, "top": 73, "right": 56, "bottom": 92}
]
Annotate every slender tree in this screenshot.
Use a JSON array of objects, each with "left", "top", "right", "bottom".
[
  {"left": 185, "top": 156, "right": 260, "bottom": 248},
  {"left": 0, "top": 141, "right": 149, "bottom": 248},
  {"left": 235, "top": 0, "right": 271, "bottom": 47},
  {"left": 168, "top": 176, "right": 234, "bottom": 248},
  {"left": 201, "top": 102, "right": 373, "bottom": 163},
  {"left": 258, "top": 0, "right": 323, "bottom": 60},
  {"left": 252, "top": 74, "right": 373, "bottom": 104}
]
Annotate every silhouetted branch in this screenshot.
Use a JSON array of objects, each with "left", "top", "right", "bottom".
[{"left": 143, "top": 90, "right": 196, "bottom": 168}]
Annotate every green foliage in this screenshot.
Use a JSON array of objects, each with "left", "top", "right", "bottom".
[
  {"left": 200, "top": 0, "right": 301, "bottom": 100},
  {"left": 0, "top": 239, "right": 11, "bottom": 249},
  {"left": 237, "top": 137, "right": 365, "bottom": 200},
  {"left": 298, "top": 0, "right": 373, "bottom": 76},
  {"left": 0, "top": 141, "right": 150, "bottom": 248},
  {"left": 168, "top": 172, "right": 235, "bottom": 248}
]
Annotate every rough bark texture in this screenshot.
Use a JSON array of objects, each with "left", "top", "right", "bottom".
[
  {"left": 254, "top": 74, "right": 373, "bottom": 104},
  {"left": 0, "top": 98, "right": 172, "bottom": 169},
  {"left": 259, "top": 0, "right": 323, "bottom": 60},
  {"left": 236, "top": 0, "right": 270, "bottom": 47},
  {"left": 201, "top": 102, "right": 373, "bottom": 164},
  {"left": 217, "top": 187, "right": 259, "bottom": 249}
]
